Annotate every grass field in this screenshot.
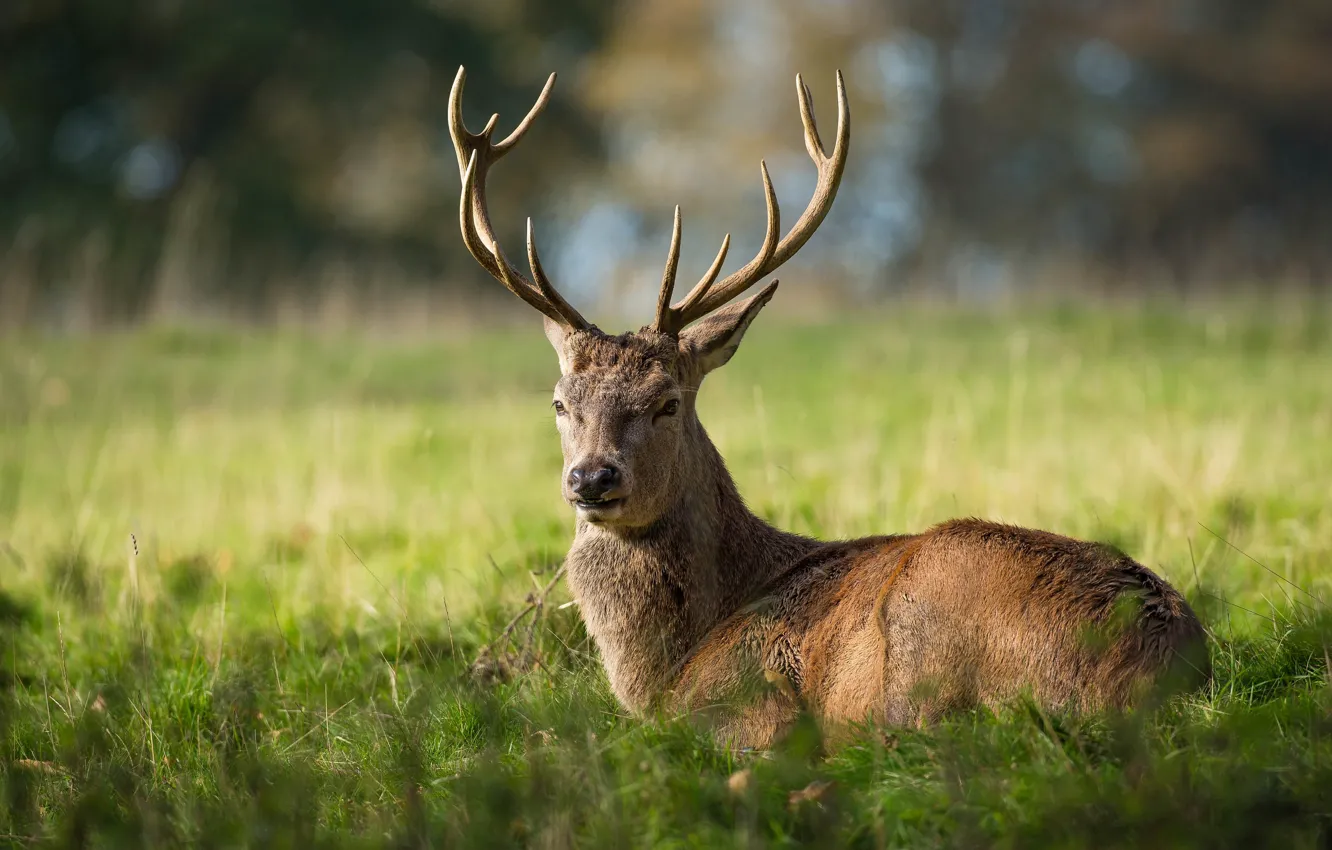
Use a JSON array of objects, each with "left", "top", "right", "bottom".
[{"left": 1, "top": 304, "right": 1330, "bottom": 847}]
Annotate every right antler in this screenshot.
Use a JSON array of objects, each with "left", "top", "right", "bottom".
[
  {"left": 652, "top": 72, "right": 850, "bottom": 335},
  {"left": 449, "top": 67, "right": 591, "bottom": 331}
]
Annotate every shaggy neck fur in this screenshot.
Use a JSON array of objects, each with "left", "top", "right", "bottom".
[{"left": 563, "top": 413, "right": 818, "bottom": 711}]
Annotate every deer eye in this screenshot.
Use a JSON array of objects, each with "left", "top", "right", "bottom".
[
  {"left": 657, "top": 399, "right": 680, "bottom": 418},
  {"left": 552, "top": 400, "right": 567, "bottom": 416}
]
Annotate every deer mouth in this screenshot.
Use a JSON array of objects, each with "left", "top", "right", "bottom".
[{"left": 574, "top": 496, "right": 623, "bottom": 515}]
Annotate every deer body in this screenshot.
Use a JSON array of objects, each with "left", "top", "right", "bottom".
[
  {"left": 669, "top": 523, "right": 1205, "bottom": 747},
  {"left": 559, "top": 363, "right": 1205, "bottom": 748},
  {"left": 449, "top": 67, "right": 1209, "bottom": 749}
]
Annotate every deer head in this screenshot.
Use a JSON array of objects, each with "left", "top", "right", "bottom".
[{"left": 449, "top": 67, "right": 849, "bottom": 529}]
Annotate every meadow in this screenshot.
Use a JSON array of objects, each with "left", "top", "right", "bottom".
[{"left": 1, "top": 303, "right": 1330, "bottom": 847}]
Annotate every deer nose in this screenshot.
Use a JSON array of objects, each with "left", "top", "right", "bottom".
[{"left": 568, "top": 464, "right": 621, "bottom": 499}]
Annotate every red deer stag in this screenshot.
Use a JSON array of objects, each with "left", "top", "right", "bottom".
[{"left": 448, "top": 67, "right": 1209, "bottom": 749}]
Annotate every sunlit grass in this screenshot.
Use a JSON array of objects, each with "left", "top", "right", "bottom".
[{"left": 1, "top": 303, "right": 1330, "bottom": 846}]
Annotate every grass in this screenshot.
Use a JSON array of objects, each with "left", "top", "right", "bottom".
[{"left": 1, "top": 303, "right": 1330, "bottom": 847}]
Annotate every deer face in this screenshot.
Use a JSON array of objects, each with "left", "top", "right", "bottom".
[
  {"left": 544, "top": 287, "right": 776, "bottom": 528},
  {"left": 546, "top": 331, "right": 682, "bottom": 526},
  {"left": 447, "top": 66, "right": 846, "bottom": 526}
]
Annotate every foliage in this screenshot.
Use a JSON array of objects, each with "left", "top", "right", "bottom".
[
  {"left": 7, "top": 1, "right": 1332, "bottom": 324},
  {"left": 0, "top": 0, "right": 611, "bottom": 320},
  {"left": 908, "top": 1, "right": 1332, "bottom": 283}
]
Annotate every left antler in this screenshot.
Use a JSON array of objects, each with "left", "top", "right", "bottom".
[{"left": 449, "top": 67, "right": 591, "bottom": 331}]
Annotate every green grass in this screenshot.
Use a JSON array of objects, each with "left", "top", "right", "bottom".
[{"left": 1, "top": 304, "right": 1330, "bottom": 847}]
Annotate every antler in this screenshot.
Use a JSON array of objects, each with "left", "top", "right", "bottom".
[
  {"left": 449, "top": 67, "right": 591, "bottom": 330},
  {"left": 652, "top": 71, "right": 850, "bottom": 335}
]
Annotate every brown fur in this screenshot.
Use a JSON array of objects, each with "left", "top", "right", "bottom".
[{"left": 538, "top": 293, "right": 1210, "bottom": 750}]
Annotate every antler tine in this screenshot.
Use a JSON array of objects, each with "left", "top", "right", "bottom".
[
  {"left": 652, "top": 206, "right": 684, "bottom": 332},
  {"left": 770, "top": 69, "right": 850, "bottom": 269},
  {"left": 796, "top": 74, "right": 825, "bottom": 161},
  {"left": 496, "top": 73, "right": 557, "bottom": 157},
  {"left": 676, "top": 160, "right": 781, "bottom": 322},
  {"left": 652, "top": 213, "right": 732, "bottom": 334},
  {"left": 459, "top": 155, "right": 560, "bottom": 322},
  {"left": 447, "top": 67, "right": 474, "bottom": 173},
  {"left": 456, "top": 152, "right": 500, "bottom": 277},
  {"left": 659, "top": 71, "right": 849, "bottom": 332},
  {"left": 449, "top": 66, "right": 590, "bottom": 330},
  {"left": 675, "top": 233, "right": 730, "bottom": 317},
  {"left": 527, "top": 218, "right": 589, "bottom": 325}
]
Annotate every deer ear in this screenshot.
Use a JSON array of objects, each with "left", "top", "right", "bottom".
[
  {"left": 543, "top": 316, "right": 576, "bottom": 374},
  {"left": 678, "top": 281, "right": 778, "bottom": 374}
]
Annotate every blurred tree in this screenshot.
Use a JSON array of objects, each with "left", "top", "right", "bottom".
[
  {"left": 905, "top": 0, "right": 1332, "bottom": 291},
  {"left": 4, "top": 0, "right": 1330, "bottom": 326},
  {"left": 0, "top": 0, "right": 612, "bottom": 324}
]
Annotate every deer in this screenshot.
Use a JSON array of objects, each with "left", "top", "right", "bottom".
[{"left": 448, "top": 67, "right": 1210, "bottom": 750}]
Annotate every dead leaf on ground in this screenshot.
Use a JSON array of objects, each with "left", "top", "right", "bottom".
[
  {"left": 787, "top": 779, "right": 835, "bottom": 809},
  {"left": 726, "top": 768, "right": 753, "bottom": 797}
]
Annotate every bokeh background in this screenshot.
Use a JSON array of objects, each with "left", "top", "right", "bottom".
[{"left": 3, "top": 0, "right": 1331, "bottom": 329}]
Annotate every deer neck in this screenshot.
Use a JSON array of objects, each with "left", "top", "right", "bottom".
[{"left": 563, "top": 417, "right": 817, "bottom": 711}]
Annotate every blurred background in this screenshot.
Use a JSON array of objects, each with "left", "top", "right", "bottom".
[{"left": 2, "top": 0, "right": 1330, "bottom": 330}]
